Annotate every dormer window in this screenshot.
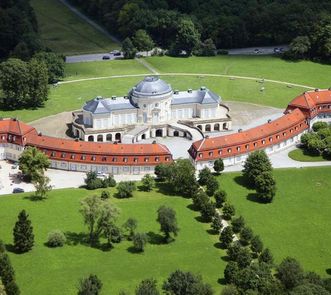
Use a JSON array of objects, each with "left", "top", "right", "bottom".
[
  {"left": 134, "top": 157, "right": 138, "bottom": 162},
  {"left": 123, "top": 157, "right": 128, "bottom": 162},
  {"left": 209, "top": 151, "right": 213, "bottom": 157},
  {"left": 61, "top": 153, "right": 66, "bottom": 158},
  {"left": 144, "top": 157, "right": 149, "bottom": 162},
  {"left": 155, "top": 157, "right": 160, "bottom": 162},
  {"left": 199, "top": 153, "right": 203, "bottom": 158},
  {"left": 81, "top": 155, "right": 86, "bottom": 160},
  {"left": 218, "top": 150, "right": 222, "bottom": 155},
  {"left": 91, "top": 156, "right": 96, "bottom": 161},
  {"left": 71, "top": 154, "right": 75, "bottom": 159},
  {"left": 51, "top": 151, "right": 56, "bottom": 157}
]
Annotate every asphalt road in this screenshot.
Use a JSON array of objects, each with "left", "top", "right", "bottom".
[{"left": 66, "top": 53, "right": 123, "bottom": 63}]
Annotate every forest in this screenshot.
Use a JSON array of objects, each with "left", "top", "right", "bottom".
[{"left": 68, "top": 0, "right": 331, "bottom": 51}]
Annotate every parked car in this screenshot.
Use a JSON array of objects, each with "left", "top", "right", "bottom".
[
  {"left": 111, "top": 50, "right": 121, "bottom": 56},
  {"left": 102, "top": 55, "right": 110, "bottom": 60},
  {"left": 13, "top": 188, "right": 24, "bottom": 193},
  {"left": 273, "top": 47, "right": 280, "bottom": 53},
  {"left": 254, "top": 48, "right": 260, "bottom": 54}
]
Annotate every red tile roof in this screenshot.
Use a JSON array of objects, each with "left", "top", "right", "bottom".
[
  {"left": 0, "top": 119, "right": 36, "bottom": 136},
  {"left": 25, "top": 133, "right": 171, "bottom": 156},
  {"left": 288, "top": 89, "right": 331, "bottom": 109},
  {"left": 193, "top": 108, "right": 306, "bottom": 151}
]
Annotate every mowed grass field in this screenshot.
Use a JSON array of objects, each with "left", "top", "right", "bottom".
[
  {"left": 220, "top": 166, "right": 331, "bottom": 276},
  {"left": 31, "top": 0, "right": 119, "bottom": 55},
  {"left": 0, "top": 188, "right": 225, "bottom": 295},
  {"left": 288, "top": 148, "right": 330, "bottom": 162}
]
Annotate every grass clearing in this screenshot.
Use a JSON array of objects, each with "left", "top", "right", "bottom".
[
  {"left": 0, "top": 187, "right": 224, "bottom": 295},
  {"left": 147, "top": 56, "right": 331, "bottom": 89},
  {"left": 288, "top": 148, "right": 329, "bottom": 162},
  {"left": 220, "top": 166, "right": 331, "bottom": 276},
  {"left": 31, "top": 0, "right": 119, "bottom": 55}
]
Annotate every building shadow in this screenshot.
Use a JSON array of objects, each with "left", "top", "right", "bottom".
[{"left": 65, "top": 123, "right": 75, "bottom": 138}]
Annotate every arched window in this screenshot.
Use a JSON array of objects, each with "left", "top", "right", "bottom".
[
  {"left": 205, "top": 124, "right": 211, "bottom": 132},
  {"left": 115, "top": 133, "right": 121, "bottom": 141},
  {"left": 223, "top": 123, "right": 227, "bottom": 130},
  {"left": 88, "top": 135, "right": 94, "bottom": 142},
  {"left": 156, "top": 129, "right": 163, "bottom": 137},
  {"left": 106, "top": 134, "right": 112, "bottom": 141},
  {"left": 214, "top": 123, "right": 220, "bottom": 131},
  {"left": 197, "top": 125, "right": 202, "bottom": 130},
  {"left": 174, "top": 131, "right": 179, "bottom": 137},
  {"left": 97, "top": 135, "right": 103, "bottom": 142}
]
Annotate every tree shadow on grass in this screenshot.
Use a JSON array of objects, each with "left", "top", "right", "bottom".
[
  {"left": 326, "top": 268, "right": 331, "bottom": 275},
  {"left": 194, "top": 215, "right": 210, "bottom": 224},
  {"left": 146, "top": 231, "right": 165, "bottom": 245},
  {"left": 186, "top": 204, "right": 198, "bottom": 211},
  {"left": 218, "top": 278, "right": 226, "bottom": 285},
  {"left": 214, "top": 242, "right": 224, "bottom": 249},
  {"left": 127, "top": 246, "right": 144, "bottom": 254},
  {"left": 155, "top": 182, "right": 177, "bottom": 196},
  {"left": 206, "top": 229, "right": 218, "bottom": 235},
  {"left": 246, "top": 193, "right": 270, "bottom": 204},
  {"left": 65, "top": 231, "right": 89, "bottom": 246},
  {"left": 5, "top": 244, "right": 21, "bottom": 254},
  {"left": 221, "top": 255, "right": 230, "bottom": 262},
  {"left": 233, "top": 175, "right": 252, "bottom": 189},
  {"left": 23, "top": 194, "right": 45, "bottom": 202}
]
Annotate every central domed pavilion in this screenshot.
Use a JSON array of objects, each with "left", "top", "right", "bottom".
[{"left": 72, "top": 76, "right": 232, "bottom": 143}]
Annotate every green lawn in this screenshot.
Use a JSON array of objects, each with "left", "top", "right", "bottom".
[
  {"left": 147, "top": 56, "right": 331, "bottom": 89},
  {"left": 31, "top": 0, "right": 119, "bottom": 55},
  {"left": 0, "top": 188, "right": 225, "bottom": 295},
  {"left": 288, "top": 148, "right": 329, "bottom": 162},
  {"left": 220, "top": 166, "right": 331, "bottom": 276}
]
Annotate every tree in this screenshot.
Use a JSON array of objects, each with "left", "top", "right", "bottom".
[
  {"left": 288, "top": 36, "right": 311, "bottom": 59},
  {"left": 224, "top": 261, "right": 239, "bottom": 284},
  {"left": 172, "top": 18, "right": 200, "bottom": 56},
  {"left": 79, "top": 195, "right": 119, "bottom": 244},
  {"left": 132, "top": 30, "right": 154, "bottom": 54},
  {"left": 222, "top": 203, "right": 235, "bottom": 220},
  {"left": 34, "top": 52, "right": 65, "bottom": 83},
  {"left": 258, "top": 248, "right": 273, "bottom": 265},
  {"left": 33, "top": 174, "right": 52, "bottom": 199},
  {"left": 167, "top": 159, "right": 198, "bottom": 197},
  {"left": 220, "top": 226, "right": 233, "bottom": 248},
  {"left": 47, "top": 230, "right": 66, "bottom": 247},
  {"left": 156, "top": 206, "right": 179, "bottom": 242},
  {"left": 154, "top": 163, "right": 171, "bottom": 181},
  {"left": 198, "top": 167, "right": 212, "bottom": 186},
  {"left": 227, "top": 241, "right": 241, "bottom": 261},
  {"left": 132, "top": 233, "right": 148, "bottom": 252},
  {"left": 192, "top": 190, "right": 210, "bottom": 211},
  {"left": 26, "top": 58, "right": 49, "bottom": 108},
  {"left": 200, "top": 201, "right": 216, "bottom": 222},
  {"left": 255, "top": 172, "right": 276, "bottom": 203},
  {"left": 205, "top": 176, "right": 219, "bottom": 197},
  {"left": 122, "top": 37, "right": 137, "bottom": 59},
  {"left": 312, "top": 122, "right": 328, "bottom": 132},
  {"left": 231, "top": 216, "right": 245, "bottom": 234},
  {"left": 211, "top": 214, "right": 223, "bottom": 234},
  {"left": 0, "top": 279, "right": 5, "bottom": 295},
  {"left": 250, "top": 235, "right": 263, "bottom": 257},
  {"left": 84, "top": 172, "right": 103, "bottom": 190},
  {"left": 240, "top": 227, "right": 253, "bottom": 246},
  {"left": 123, "top": 218, "right": 138, "bottom": 240},
  {"left": 4, "top": 280, "right": 20, "bottom": 295},
  {"left": 195, "top": 39, "right": 217, "bottom": 56},
  {"left": 162, "top": 270, "right": 213, "bottom": 295},
  {"left": 13, "top": 210, "right": 34, "bottom": 253},
  {"left": 101, "top": 191, "right": 110, "bottom": 200},
  {"left": 0, "top": 58, "right": 30, "bottom": 109},
  {"left": 242, "top": 151, "right": 272, "bottom": 188},
  {"left": 290, "top": 283, "right": 330, "bottom": 295},
  {"left": 236, "top": 247, "right": 252, "bottom": 269},
  {"left": 141, "top": 174, "right": 155, "bottom": 191},
  {"left": 213, "top": 158, "right": 224, "bottom": 174},
  {"left": 116, "top": 181, "right": 136, "bottom": 198},
  {"left": 214, "top": 190, "right": 227, "bottom": 208},
  {"left": 77, "top": 274, "right": 102, "bottom": 295},
  {"left": 18, "top": 147, "right": 50, "bottom": 182},
  {"left": 135, "top": 278, "right": 159, "bottom": 295},
  {"left": 221, "top": 285, "right": 239, "bottom": 295},
  {"left": 276, "top": 257, "right": 304, "bottom": 290},
  {"left": 0, "top": 254, "right": 14, "bottom": 286}
]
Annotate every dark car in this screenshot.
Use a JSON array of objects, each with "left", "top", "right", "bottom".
[
  {"left": 102, "top": 55, "right": 110, "bottom": 60},
  {"left": 13, "top": 188, "right": 24, "bottom": 193},
  {"left": 111, "top": 50, "right": 121, "bottom": 56}
]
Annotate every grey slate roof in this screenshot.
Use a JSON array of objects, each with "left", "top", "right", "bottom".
[
  {"left": 132, "top": 76, "right": 172, "bottom": 97},
  {"left": 83, "top": 97, "right": 136, "bottom": 114},
  {"left": 171, "top": 88, "right": 221, "bottom": 105}
]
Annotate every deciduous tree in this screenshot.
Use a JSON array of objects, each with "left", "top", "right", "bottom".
[
  {"left": 156, "top": 206, "right": 179, "bottom": 242},
  {"left": 77, "top": 274, "right": 102, "bottom": 295},
  {"left": 220, "top": 226, "right": 233, "bottom": 248},
  {"left": 132, "top": 233, "right": 148, "bottom": 252}
]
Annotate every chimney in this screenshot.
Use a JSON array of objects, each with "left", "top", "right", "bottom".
[
  {"left": 238, "top": 128, "right": 242, "bottom": 133},
  {"left": 268, "top": 119, "right": 272, "bottom": 123}
]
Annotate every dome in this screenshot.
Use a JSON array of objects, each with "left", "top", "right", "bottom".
[{"left": 132, "top": 76, "right": 172, "bottom": 97}]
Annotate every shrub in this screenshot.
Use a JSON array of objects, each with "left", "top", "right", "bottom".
[
  {"left": 101, "top": 190, "right": 110, "bottom": 199},
  {"left": 116, "top": 181, "right": 136, "bottom": 198},
  {"left": 133, "top": 233, "right": 148, "bottom": 252},
  {"left": 47, "top": 230, "right": 66, "bottom": 247}
]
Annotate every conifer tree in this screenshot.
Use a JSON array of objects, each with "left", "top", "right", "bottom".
[{"left": 13, "top": 210, "right": 34, "bottom": 253}]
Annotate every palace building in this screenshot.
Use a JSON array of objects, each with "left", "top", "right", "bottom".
[
  {"left": 71, "top": 76, "right": 232, "bottom": 143},
  {"left": 0, "top": 89, "right": 330, "bottom": 175}
]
